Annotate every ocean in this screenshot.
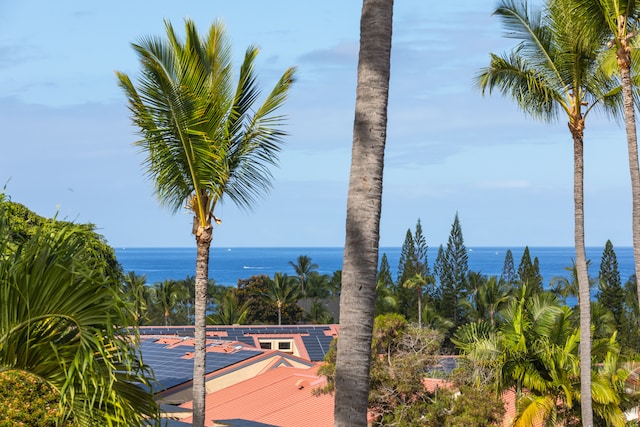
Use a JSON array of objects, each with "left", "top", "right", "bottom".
[{"left": 115, "top": 246, "right": 637, "bottom": 287}]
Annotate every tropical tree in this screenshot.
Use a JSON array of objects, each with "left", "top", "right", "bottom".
[
  {"left": 122, "top": 271, "right": 150, "bottom": 326},
  {"left": 149, "top": 279, "right": 189, "bottom": 326},
  {"left": 462, "top": 274, "right": 513, "bottom": 327},
  {"left": 402, "top": 273, "right": 432, "bottom": 327},
  {"left": 333, "top": 0, "right": 394, "bottom": 425},
  {"left": 0, "top": 210, "right": 158, "bottom": 425},
  {"left": 304, "top": 271, "right": 332, "bottom": 301},
  {"left": 263, "top": 272, "right": 301, "bottom": 325},
  {"left": 421, "top": 302, "right": 455, "bottom": 336},
  {"left": 375, "top": 257, "right": 399, "bottom": 316},
  {"left": 477, "top": 0, "right": 623, "bottom": 421},
  {"left": 549, "top": 259, "right": 594, "bottom": 306},
  {"left": 329, "top": 269, "right": 343, "bottom": 297},
  {"left": 207, "top": 288, "right": 250, "bottom": 325},
  {"left": 305, "top": 301, "right": 335, "bottom": 324},
  {"left": 117, "top": 19, "right": 295, "bottom": 426},
  {"left": 288, "top": 255, "right": 319, "bottom": 295},
  {"left": 236, "top": 274, "right": 304, "bottom": 325},
  {"left": 568, "top": 0, "right": 640, "bottom": 313},
  {"left": 454, "top": 289, "right": 629, "bottom": 427}
]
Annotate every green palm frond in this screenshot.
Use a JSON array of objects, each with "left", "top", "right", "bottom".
[
  {"left": 117, "top": 19, "right": 296, "bottom": 224},
  {"left": 476, "top": 52, "right": 562, "bottom": 120},
  {"left": 0, "top": 213, "right": 158, "bottom": 425},
  {"left": 513, "top": 393, "right": 556, "bottom": 427}
]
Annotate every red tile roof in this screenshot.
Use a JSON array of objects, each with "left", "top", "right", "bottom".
[{"left": 180, "top": 365, "right": 333, "bottom": 427}]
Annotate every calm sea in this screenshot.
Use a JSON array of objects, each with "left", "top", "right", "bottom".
[{"left": 115, "top": 246, "right": 636, "bottom": 287}]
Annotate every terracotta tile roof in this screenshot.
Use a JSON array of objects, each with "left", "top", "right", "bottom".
[{"left": 180, "top": 365, "right": 333, "bottom": 427}]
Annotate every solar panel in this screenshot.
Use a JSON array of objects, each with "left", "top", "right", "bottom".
[
  {"left": 138, "top": 325, "right": 337, "bottom": 366},
  {"left": 139, "top": 338, "right": 262, "bottom": 392}
]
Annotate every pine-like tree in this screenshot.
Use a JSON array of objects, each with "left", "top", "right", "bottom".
[
  {"left": 397, "top": 229, "right": 418, "bottom": 285},
  {"left": 395, "top": 220, "right": 432, "bottom": 322},
  {"left": 438, "top": 213, "right": 469, "bottom": 326},
  {"left": 517, "top": 247, "right": 543, "bottom": 294},
  {"left": 395, "top": 229, "right": 418, "bottom": 320},
  {"left": 501, "top": 249, "right": 517, "bottom": 286},
  {"left": 597, "top": 240, "right": 625, "bottom": 332},
  {"left": 413, "top": 219, "right": 430, "bottom": 277},
  {"left": 375, "top": 254, "right": 396, "bottom": 316}
]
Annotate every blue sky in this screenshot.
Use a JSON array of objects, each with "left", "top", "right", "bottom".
[{"left": 0, "top": 1, "right": 634, "bottom": 249}]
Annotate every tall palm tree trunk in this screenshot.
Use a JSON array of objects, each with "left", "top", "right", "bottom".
[
  {"left": 417, "top": 289, "right": 422, "bottom": 328},
  {"left": 192, "top": 222, "right": 213, "bottom": 427},
  {"left": 617, "top": 43, "right": 640, "bottom": 315},
  {"left": 570, "top": 118, "right": 593, "bottom": 426},
  {"left": 277, "top": 302, "right": 282, "bottom": 326},
  {"left": 334, "top": 1, "right": 393, "bottom": 426}
]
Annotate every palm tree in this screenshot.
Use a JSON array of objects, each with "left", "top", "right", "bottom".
[
  {"left": 207, "top": 288, "right": 250, "bottom": 325},
  {"left": 288, "top": 255, "right": 319, "bottom": 295},
  {"left": 305, "top": 300, "right": 335, "bottom": 324},
  {"left": 0, "top": 214, "right": 158, "bottom": 425},
  {"left": 402, "top": 273, "right": 431, "bottom": 327},
  {"left": 568, "top": 0, "right": 640, "bottom": 322},
  {"left": 549, "top": 259, "right": 595, "bottom": 305},
  {"left": 421, "top": 302, "right": 455, "bottom": 336},
  {"left": 117, "top": 19, "right": 295, "bottom": 427},
  {"left": 150, "top": 279, "right": 189, "bottom": 326},
  {"left": 122, "top": 271, "right": 149, "bottom": 326},
  {"left": 375, "top": 272, "right": 398, "bottom": 315},
  {"left": 263, "top": 273, "right": 301, "bottom": 325},
  {"left": 304, "top": 271, "right": 332, "bottom": 300},
  {"left": 454, "top": 289, "right": 629, "bottom": 426},
  {"left": 333, "top": 0, "right": 394, "bottom": 425},
  {"left": 477, "top": 1, "right": 621, "bottom": 422},
  {"left": 462, "top": 275, "right": 513, "bottom": 327}
]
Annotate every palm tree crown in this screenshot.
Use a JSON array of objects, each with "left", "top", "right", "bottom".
[
  {"left": 117, "top": 19, "right": 295, "bottom": 226},
  {"left": 477, "top": 1, "right": 623, "bottom": 423},
  {"left": 116, "top": 19, "right": 295, "bottom": 427}
]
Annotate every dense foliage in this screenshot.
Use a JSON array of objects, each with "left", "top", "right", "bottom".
[
  {"left": 0, "top": 371, "right": 73, "bottom": 427},
  {"left": 0, "top": 196, "right": 158, "bottom": 426}
]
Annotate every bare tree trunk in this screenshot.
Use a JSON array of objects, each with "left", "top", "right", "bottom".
[
  {"left": 618, "top": 53, "right": 640, "bottom": 322},
  {"left": 334, "top": 1, "right": 393, "bottom": 426},
  {"left": 192, "top": 221, "right": 212, "bottom": 427},
  {"left": 570, "top": 119, "right": 592, "bottom": 426}
]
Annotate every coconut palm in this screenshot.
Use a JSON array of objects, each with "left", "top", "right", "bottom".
[
  {"left": 117, "top": 19, "right": 295, "bottom": 426},
  {"left": 288, "top": 255, "right": 319, "bottom": 295},
  {"left": 567, "top": 0, "right": 640, "bottom": 322},
  {"left": 304, "top": 271, "right": 332, "bottom": 300},
  {"left": 477, "top": 1, "right": 622, "bottom": 421},
  {"left": 375, "top": 272, "right": 398, "bottom": 315},
  {"left": 122, "top": 271, "right": 149, "bottom": 326},
  {"left": 0, "top": 214, "right": 158, "bottom": 425},
  {"left": 462, "top": 275, "right": 513, "bottom": 327},
  {"left": 150, "top": 279, "right": 189, "bottom": 326},
  {"left": 549, "top": 259, "right": 596, "bottom": 306},
  {"left": 402, "top": 273, "right": 432, "bottom": 328},
  {"left": 263, "top": 273, "right": 301, "bottom": 326},
  {"left": 207, "top": 288, "right": 250, "bottom": 325},
  {"left": 333, "top": 0, "right": 394, "bottom": 425},
  {"left": 421, "top": 302, "right": 455, "bottom": 336}
]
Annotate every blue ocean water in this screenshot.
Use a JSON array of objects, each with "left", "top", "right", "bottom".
[{"left": 115, "top": 246, "right": 636, "bottom": 287}]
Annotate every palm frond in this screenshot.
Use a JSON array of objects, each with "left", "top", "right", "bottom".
[
  {"left": 117, "top": 19, "right": 296, "bottom": 222},
  {"left": 476, "top": 52, "right": 563, "bottom": 120},
  {"left": 0, "top": 212, "right": 158, "bottom": 425}
]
